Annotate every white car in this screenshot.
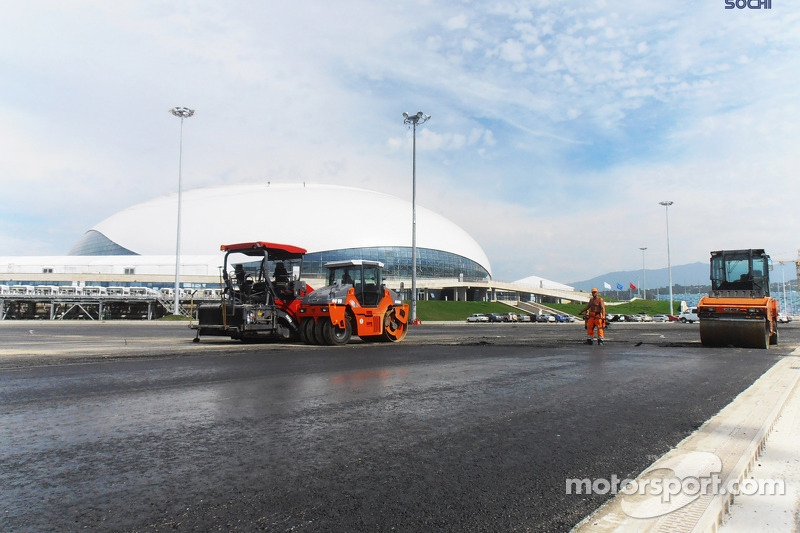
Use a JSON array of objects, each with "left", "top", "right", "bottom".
[
  {"left": 652, "top": 315, "right": 669, "bottom": 322},
  {"left": 778, "top": 313, "right": 792, "bottom": 323},
  {"left": 679, "top": 308, "right": 699, "bottom": 323},
  {"left": 467, "top": 313, "right": 489, "bottom": 323}
]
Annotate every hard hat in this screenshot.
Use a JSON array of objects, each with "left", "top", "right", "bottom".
[{"left": 591, "top": 288, "right": 598, "bottom": 292}]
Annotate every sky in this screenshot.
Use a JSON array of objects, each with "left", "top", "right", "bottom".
[{"left": 1, "top": 1, "right": 799, "bottom": 284}]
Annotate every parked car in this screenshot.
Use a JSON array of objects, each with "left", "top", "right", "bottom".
[
  {"left": 518, "top": 314, "right": 532, "bottom": 322},
  {"left": 639, "top": 314, "right": 653, "bottom": 322},
  {"left": 627, "top": 314, "right": 642, "bottom": 322},
  {"left": 503, "top": 312, "right": 518, "bottom": 322},
  {"left": 652, "top": 314, "right": 669, "bottom": 322},
  {"left": 555, "top": 314, "right": 576, "bottom": 323},
  {"left": 778, "top": 313, "right": 792, "bottom": 323},
  {"left": 537, "top": 314, "right": 556, "bottom": 323},
  {"left": 679, "top": 308, "right": 699, "bottom": 323},
  {"left": 467, "top": 313, "right": 489, "bottom": 323},
  {"left": 487, "top": 313, "right": 504, "bottom": 323}
]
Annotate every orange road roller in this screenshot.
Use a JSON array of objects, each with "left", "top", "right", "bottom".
[
  {"left": 298, "top": 260, "right": 409, "bottom": 345},
  {"left": 697, "top": 249, "right": 778, "bottom": 349}
]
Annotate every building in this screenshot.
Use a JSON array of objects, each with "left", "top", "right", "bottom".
[
  {"left": 513, "top": 276, "right": 574, "bottom": 292},
  {"left": 1, "top": 183, "right": 588, "bottom": 318},
  {"left": 68, "top": 182, "right": 491, "bottom": 288},
  {"left": 4, "top": 183, "right": 490, "bottom": 291}
]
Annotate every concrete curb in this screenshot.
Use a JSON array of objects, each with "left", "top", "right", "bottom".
[{"left": 573, "top": 348, "right": 800, "bottom": 533}]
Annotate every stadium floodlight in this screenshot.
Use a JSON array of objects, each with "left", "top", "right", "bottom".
[
  {"left": 402, "top": 111, "right": 430, "bottom": 324},
  {"left": 169, "top": 106, "right": 195, "bottom": 316},
  {"left": 659, "top": 201, "right": 674, "bottom": 315},
  {"left": 639, "top": 247, "right": 647, "bottom": 299}
]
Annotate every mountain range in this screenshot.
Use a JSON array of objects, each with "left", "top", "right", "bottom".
[{"left": 570, "top": 261, "right": 797, "bottom": 293}]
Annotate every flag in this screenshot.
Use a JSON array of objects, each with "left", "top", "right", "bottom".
[
  {"left": 616, "top": 283, "right": 623, "bottom": 290},
  {"left": 630, "top": 282, "right": 637, "bottom": 290},
  {"left": 604, "top": 282, "right": 612, "bottom": 290}
]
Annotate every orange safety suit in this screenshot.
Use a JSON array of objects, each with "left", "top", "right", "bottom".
[{"left": 582, "top": 295, "right": 606, "bottom": 339}]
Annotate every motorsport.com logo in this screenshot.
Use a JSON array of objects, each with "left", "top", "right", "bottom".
[{"left": 725, "top": 0, "right": 771, "bottom": 8}]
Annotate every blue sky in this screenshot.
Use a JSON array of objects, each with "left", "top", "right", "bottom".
[{"left": 1, "top": 1, "right": 798, "bottom": 283}]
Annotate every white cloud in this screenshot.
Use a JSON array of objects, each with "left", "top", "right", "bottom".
[
  {"left": 0, "top": 0, "right": 799, "bottom": 283},
  {"left": 499, "top": 39, "right": 526, "bottom": 63},
  {"left": 461, "top": 38, "right": 479, "bottom": 52},
  {"left": 587, "top": 17, "right": 607, "bottom": 29},
  {"left": 444, "top": 13, "right": 469, "bottom": 30},
  {"left": 387, "top": 127, "right": 496, "bottom": 154}
]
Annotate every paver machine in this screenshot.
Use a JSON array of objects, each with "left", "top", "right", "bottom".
[
  {"left": 697, "top": 249, "right": 779, "bottom": 349},
  {"left": 191, "top": 242, "right": 311, "bottom": 342},
  {"left": 297, "top": 260, "right": 409, "bottom": 345}
]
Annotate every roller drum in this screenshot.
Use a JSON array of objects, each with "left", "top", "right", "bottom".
[{"left": 699, "top": 318, "right": 769, "bottom": 349}]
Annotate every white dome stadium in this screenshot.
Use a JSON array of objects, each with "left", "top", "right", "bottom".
[{"left": 69, "top": 183, "right": 492, "bottom": 281}]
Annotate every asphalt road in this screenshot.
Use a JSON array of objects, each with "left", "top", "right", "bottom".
[{"left": 2, "top": 321, "right": 798, "bottom": 532}]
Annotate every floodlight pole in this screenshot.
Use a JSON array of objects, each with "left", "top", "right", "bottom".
[
  {"left": 659, "top": 201, "right": 674, "bottom": 315},
  {"left": 170, "top": 106, "right": 195, "bottom": 316},
  {"left": 403, "top": 111, "right": 430, "bottom": 324},
  {"left": 639, "top": 247, "right": 647, "bottom": 299},
  {"left": 779, "top": 261, "right": 788, "bottom": 313}
]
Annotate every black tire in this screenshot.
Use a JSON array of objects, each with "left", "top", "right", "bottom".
[
  {"left": 324, "top": 318, "right": 351, "bottom": 345},
  {"left": 314, "top": 319, "right": 328, "bottom": 345},
  {"left": 303, "top": 318, "right": 318, "bottom": 345},
  {"left": 680, "top": 318, "right": 687, "bottom": 323},
  {"left": 298, "top": 318, "right": 309, "bottom": 344},
  {"left": 769, "top": 323, "right": 778, "bottom": 346}
]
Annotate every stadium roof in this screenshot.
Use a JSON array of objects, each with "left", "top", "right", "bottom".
[{"left": 75, "top": 183, "right": 492, "bottom": 276}]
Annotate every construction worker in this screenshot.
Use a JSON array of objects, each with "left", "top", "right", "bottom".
[{"left": 578, "top": 288, "right": 606, "bottom": 345}]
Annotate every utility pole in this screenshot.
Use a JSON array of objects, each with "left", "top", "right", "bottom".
[
  {"left": 639, "top": 247, "right": 647, "bottom": 299},
  {"left": 169, "top": 106, "right": 195, "bottom": 315},
  {"left": 659, "top": 201, "right": 674, "bottom": 315},
  {"left": 402, "top": 111, "right": 430, "bottom": 324}
]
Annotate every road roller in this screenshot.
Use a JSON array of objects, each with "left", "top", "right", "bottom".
[
  {"left": 697, "top": 249, "right": 778, "bottom": 349},
  {"left": 297, "top": 260, "right": 409, "bottom": 345}
]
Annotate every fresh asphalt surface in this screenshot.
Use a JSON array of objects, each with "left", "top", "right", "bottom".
[{"left": 2, "top": 321, "right": 798, "bottom": 532}]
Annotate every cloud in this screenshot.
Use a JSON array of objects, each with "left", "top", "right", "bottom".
[
  {"left": 0, "top": 0, "right": 798, "bottom": 283},
  {"left": 444, "top": 13, "right": 469, "bottom": 31},
  {"left": 387, "top": 127, "right": 496, "bottom": 153},
  {"left": 498, "top": 39, "right": 526, "bottom": 63}
]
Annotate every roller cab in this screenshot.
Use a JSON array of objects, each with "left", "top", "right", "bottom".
[{"left": 697, "top": 249, "right": 778, "bottom": 349}]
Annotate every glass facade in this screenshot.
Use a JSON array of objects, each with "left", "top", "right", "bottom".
[
  {"left": 301, "top": 247, "right": 490, "bottom": 282},
  {"left": 66, "top": 233, "right": 490, "bottom": 283},
  {"left": 68, "top": 230, "right": 138, "bottom": 256}
]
